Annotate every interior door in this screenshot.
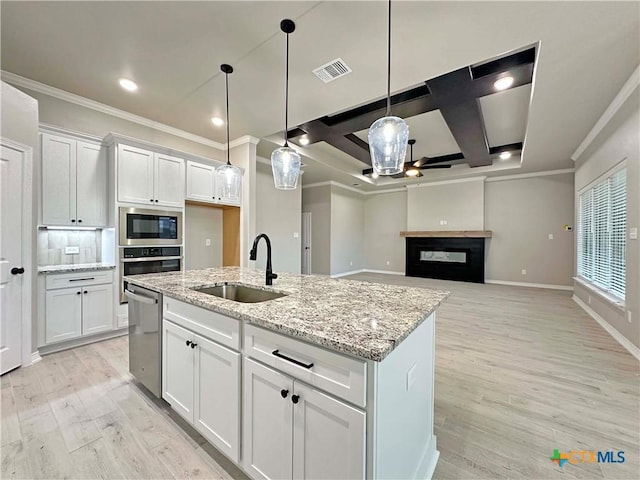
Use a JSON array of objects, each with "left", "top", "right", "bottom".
[
  {"left": 302, "top": 212, "right": 312, "bottom": 275},
  {"left": 0, "top": 144, "right": 24, "bottom": 374}
]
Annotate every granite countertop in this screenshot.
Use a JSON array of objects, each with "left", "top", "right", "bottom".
[
  {"left": 126, "top": 267, "right": 449, "bottom": 362},
  {"left": 38, "top": 263, "right": 116, "bottom": 274}
]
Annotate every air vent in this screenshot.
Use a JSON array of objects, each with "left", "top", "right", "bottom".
[{"left": 312, "top": 58, "right": 352, "bottom": 83}]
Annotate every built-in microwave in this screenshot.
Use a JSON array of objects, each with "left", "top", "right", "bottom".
[{"left": 119, "top": 207, "right": 182, "bottom": 246}]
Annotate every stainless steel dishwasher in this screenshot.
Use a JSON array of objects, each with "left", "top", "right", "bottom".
[{"left": 125, "top": 281, "right": 162, "bottom": 397}]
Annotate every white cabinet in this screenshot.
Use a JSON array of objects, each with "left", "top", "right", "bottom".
[
  {"left": 243, "top": 358, "right": 365, "bottom": 480},
  {"left": 162, "top": 319, "right": 241, "bottom": 462},
  {"left": 41, "top": 133, "right": 107, "bottom": 227},
  {"left": 118, "top": 144, "right": 184, "bottom": 207},
  {"left": 185, "top": 160, "right": 241, "bottom": 206},
  {"left": 43, "top": 269, "right": 115, "bottom": 345}
]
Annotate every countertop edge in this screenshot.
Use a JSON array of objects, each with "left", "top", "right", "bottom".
[{"left": 38, "top": 264, "right": 116, "bottom": 274}]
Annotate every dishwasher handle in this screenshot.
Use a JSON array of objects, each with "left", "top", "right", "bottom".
[{"left": 125, "top": 289, "right": 158, "bottom": 305}]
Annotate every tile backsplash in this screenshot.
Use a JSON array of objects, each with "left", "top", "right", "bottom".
[{"left": 38, "top": 229, "right": 102, "bottom": 266}]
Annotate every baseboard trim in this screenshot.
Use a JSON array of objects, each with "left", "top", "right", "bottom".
[
  {"left": 30, "top": 351, "right": 42, "bottom": 365},
  {"left": 362, "top": 269, "right": 405, "bottom": 276},
  {"left": 573, "top": 295, "right": 640, "bottom": 361},
  {"left": 38, "top": 328, "right": 128, "bottom": 356},
  {"left": 485, "top": 279, "right": 574, "bottom": 291},
  {"left": 331, "top": 269, "right": 365, "bottom": 278}
]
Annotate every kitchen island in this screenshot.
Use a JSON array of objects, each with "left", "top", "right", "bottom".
[{"left": 127, "top": 267, "right": 449, "bottom": 480}]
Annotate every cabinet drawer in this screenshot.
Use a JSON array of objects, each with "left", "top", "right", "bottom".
[
  {"left": 45, "top": 270, "right": 113, "bottom": 290},
  {"left": 164, "top": 298, "right": 240, "bottom": 351},
  {"left": 244, "top": 324, "right": 367, "bottom": 408}
]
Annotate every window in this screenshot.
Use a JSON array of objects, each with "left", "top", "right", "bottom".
[{"left": 577, "top": 167, "right": 626, "bottom": 299}]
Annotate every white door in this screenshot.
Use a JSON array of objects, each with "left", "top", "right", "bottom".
[
  {"left": 117, "top": 144, "right": 154, "bottom": 205},
  {"left": 41, "top": 133, "right": 76, "bottom": 225},
  {"left": 82, "top": 284, "right": 113, "bottom": 335},
  {"left": 301, "top": 212, "right": 312, "bottom": 275},
  {"left": 194, "top": 334, "right": 240, "bottom": 462},
  {"left": 162, "top": 320, "right": 194, "bottom": 422},
  {"left": 0, "top": 145, "right": 25, "bottom": 374},
  {"left": 45, "top": 287, "right": 82, "bottom": 344},
  {"left": 186, "top": 161, "right": 216, "bottom": 203},
  {"left": 243, "top": 358, "right": 294, "bottom": 480},
  {"left": 76, "top": 141, "right": 107, "bottom": 227},
  {"left": 293, "top": 382, "right": 366, "bottom": 480},
  {"left": 154, "top": 153, "right": 184, "bottom": 207}
]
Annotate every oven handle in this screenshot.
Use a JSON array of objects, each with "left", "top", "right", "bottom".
[
  {"left": 120, "top": 256, "right": 182, "bottom": 263},
  {"left": 124, "top": 289, "right": 158, "bottom": 305}
]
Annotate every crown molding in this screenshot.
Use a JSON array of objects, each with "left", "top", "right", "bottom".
[
  {"left": 485, "top": 168, "right": 574, "bottom": 182},
  {"left": 303, "top": 180, "right": 406, "bottom": 196},
  {"left": 40, "top": 123, "right": 105, "bottom": 144},
  {"left": 571, "top": 65, "right": 640, "bottom": 161},
  {"left": 229, "top": 135, "right": 261, "bottom": 149},
  {"left": 1, "top": 70, "right": 227, "bottom": 151},
  {"left": 406, "top": 176, "right": 487, "bottom": 188}
]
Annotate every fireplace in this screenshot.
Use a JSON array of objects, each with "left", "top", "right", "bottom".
[{"left": 402, "top": 231, "right": 492, "bottom": 283}]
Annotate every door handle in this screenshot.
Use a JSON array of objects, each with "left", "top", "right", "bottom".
[
  {"left": 11, "top": 267, "right": 25, "bottom": 275},
  {"left": 124, "top": 289, "right": 158, "bottom": 305}
]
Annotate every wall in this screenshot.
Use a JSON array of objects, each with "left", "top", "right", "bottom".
[
  {"left": 485, "top": 174, "right": 575, "bottom": 286},
  {"left": 1, "top": 81, "right": 39, "bottom": 357},
  {"left": 37, "top": 229, "right": 102, "bottom": 266},
  {"left": 301, "top": 185, "right": 331, "bottom": 275},
  {"left": 574, "top": 85, "right": 639, "bottom": 349},
  {"left": 184, "top": 204, "right": 223, "bottom": 270},
  {"left": 330, "top": 187, "right": 364, "bottom": 275},
  {"left": 364, "top": 191, "right": 407, "bottom": 273},
  {"left": 254, "top": 162, "right": 302, "bottom": 274},
  {"left": 406, "top": 178, "right": 484, "bottom": 231}
]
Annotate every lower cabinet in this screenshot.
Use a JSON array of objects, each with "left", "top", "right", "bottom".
[
  {"left": 163, "top": 319, "right": 241, "bottom": 462},
  {"left": 243, "top": 358, "right": 365, "bottom": 480}
]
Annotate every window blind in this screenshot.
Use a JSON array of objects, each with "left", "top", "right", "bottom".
[{"left": 577, "top": 167, "right": 626, "bottom": 300}]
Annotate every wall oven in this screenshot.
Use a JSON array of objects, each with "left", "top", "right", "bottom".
[
  {"left": 119, "top": 246, "right": 182, "bottom": 303},
  {"left": 119, "top": 207, "right": 182, "bottom": 246}
]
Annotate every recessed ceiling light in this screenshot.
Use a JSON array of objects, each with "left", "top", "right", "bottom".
[
  {"left": 299, "top": 136, "right": 310, "bottom": 146},
  {"left": 406, "top": 168, "right": 420, "bottom": 177},
  {"left": 494, "top": 76, "right": 514, "bottom": 91},
  {"left": 118, "top": 78, "right": 138, "bottom": 92},
  {"left": 211, "top": 117, "right": 225, "bottom": 127},
  {"left": 499, "top": 151, "right": 512, "bottom": 160},
  {"left": 371, "top": 172, "right": 379, "bottom": 179}
]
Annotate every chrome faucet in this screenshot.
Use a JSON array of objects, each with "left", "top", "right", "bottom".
[{"left": 249, "top": 233, "right": 278, "bottom": 285}]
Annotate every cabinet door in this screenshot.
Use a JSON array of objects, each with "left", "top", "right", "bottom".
[
  {"left": 243, "top": 358, "right": 294, "bottom": 480},
  {"left": 117, "top": 144, "right": 154, "bottom": 205},
  {"left": 82, "top": 284, "right": 113, "bottom": 335},
  {"left": 154, "top": 153, "right": 184, "bottom": 207},
  {"left": 41, "top": 134, "right": 76, "bottom": 225},
  {"left": 76, "top": 141, "right": 107, "bottom": 227},
  {"left": 194, "top": 334, "right": 240, "bottom": 462},
  {"left": 293, "top": 383, "right": 365, "bottom": 480},
  {"left": 45, "top": 287, "right": 82, "bottom": 343},
  {"left": 186, "top": 161, "right": 215, "bottom": 202},
  {"left": 162, "top": 320, "right": 194, "bottom": 422}
]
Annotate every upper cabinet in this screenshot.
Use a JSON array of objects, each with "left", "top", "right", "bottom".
[
  {"left": 41, "top": 133, "right": 108, "bottom": 227},
  {"left": 118, "top": 144, "right": 184, "bottom": 208},
  {"left": 185, "top": 160, "right": 241, "bottom": 206}
]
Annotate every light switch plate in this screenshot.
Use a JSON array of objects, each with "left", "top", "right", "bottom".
[
  {"left": 205, "top": 238, "right": 211, "bottom": 246},
  {"left": 630, "top": 227, "right": 638, "bottom": 240},
  {"left": 64, "top": 246, "right": 79, "bottom": 255},
  {"left": 293, "top": 232, "right": 299, "bottom": 238}
]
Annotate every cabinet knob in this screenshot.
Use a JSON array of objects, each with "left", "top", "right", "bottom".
[
  {"left": 190, "top": 342, "right": 197, "bottom": 349},
  {"left": 291, "top": 395, "right": 300, "bottom": 404},
  {"left": 78, "top": 219, "right": 82, "bottom": 223},
  {"left": 186, "top": 340, "right": 192, "bottom": 347},
  {"left": 154, "top": 199, "right": 159, "bottom": 203},
  {"left": 77, "top": 291, "right": 82, "bottom": 295},
  {"left": 280, "top": 389, "right": 289, "bottom": 398},
  {"left": 150, "top": 199, "right": 154, "bottom": 202},
  {"left": 71, "top": 219, "right": 76, "bottom": 223},
  {"left": 83, "top": 290, "right": 88, "bottom": 294}
]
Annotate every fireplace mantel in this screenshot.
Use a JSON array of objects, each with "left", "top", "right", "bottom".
[{"left": 400, "top": 230, "right": 492, "bottom": 238}]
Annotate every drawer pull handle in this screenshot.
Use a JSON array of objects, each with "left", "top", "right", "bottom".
[
  {"left": 272, "top": 350, "right": 314, "bottom": 369},
  {"left": 69, "top": 277, "right": 95, "bottom": 282}
]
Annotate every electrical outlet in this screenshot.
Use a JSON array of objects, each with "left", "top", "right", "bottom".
[
  {"left": 205, "top": 238, "right": 211, "bottom": 247},
  {"left": 548, "top": 233, "right": 554, "bottom": 240},
  {"left": 443, "top": 220, "right": 448, "bottom": 225},
  {"left": 349, "top": 261, "right": 353, "bottom": 266},
  {"left": 521, "top": 269, "right": 527, "bottom": 275},
  {"left": 64, "top": 246, "right": 79, "bottom": 255},
  {"left": 628, "top": 311, "right": 633, "bottom": 324},
  {"left": 293, "top": 232, "right": 299, "bottom": 238},
  {"left": 406, "top": 363, "right": 417, "bottom": 391},
  {"left": 630, "top": 227, "right": 638, "bottom": 240},
  {"left": 386, "top": 260, "right": 390, "bottom": 266}
]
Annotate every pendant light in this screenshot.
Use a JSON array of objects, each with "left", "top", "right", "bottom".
[
  {"left": 215, "top": 64, "right": 242, "bottom": 203},
  {"left": 271, "top": 19, "right": 301, "bottom": 190},
  {"left": 368, "top": 0, "right": 409, "bottom": 175}
]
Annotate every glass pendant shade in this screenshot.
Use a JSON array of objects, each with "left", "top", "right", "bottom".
[
  {"left": 368, "top": 115, "right": 409, "bottom": 175},
  {"left": 215, "top": 163, "right": 242, "bottom": 202},
  {"left": 271, "top": 145, "right": 301, "bottom": 190}
]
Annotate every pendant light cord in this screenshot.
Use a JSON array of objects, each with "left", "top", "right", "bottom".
[
  {"left": 284, "top": 32, "right": 290, "bottom": 147},
  {"left": 386, "top": 0, "right": 392, "bottom": 116},
  {"left": 225, "top": 71, "right": 231, "bottom": 165}
]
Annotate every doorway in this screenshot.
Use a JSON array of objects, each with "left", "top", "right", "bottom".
[{"left": 302, "top": 212, "right": 312, "bottom": 275}]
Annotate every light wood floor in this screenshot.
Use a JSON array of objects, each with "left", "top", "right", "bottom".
[{"left": 2, "top": 274, "right": 638, "bottom": 479}]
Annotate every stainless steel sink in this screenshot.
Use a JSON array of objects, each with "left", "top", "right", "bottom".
[{"left": 192, "top": 283, "right": 287, "bottom": 303}]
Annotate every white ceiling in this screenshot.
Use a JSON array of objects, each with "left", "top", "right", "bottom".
[{"left": 1, "top": 1, "right": 638, "bottom": 189}]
